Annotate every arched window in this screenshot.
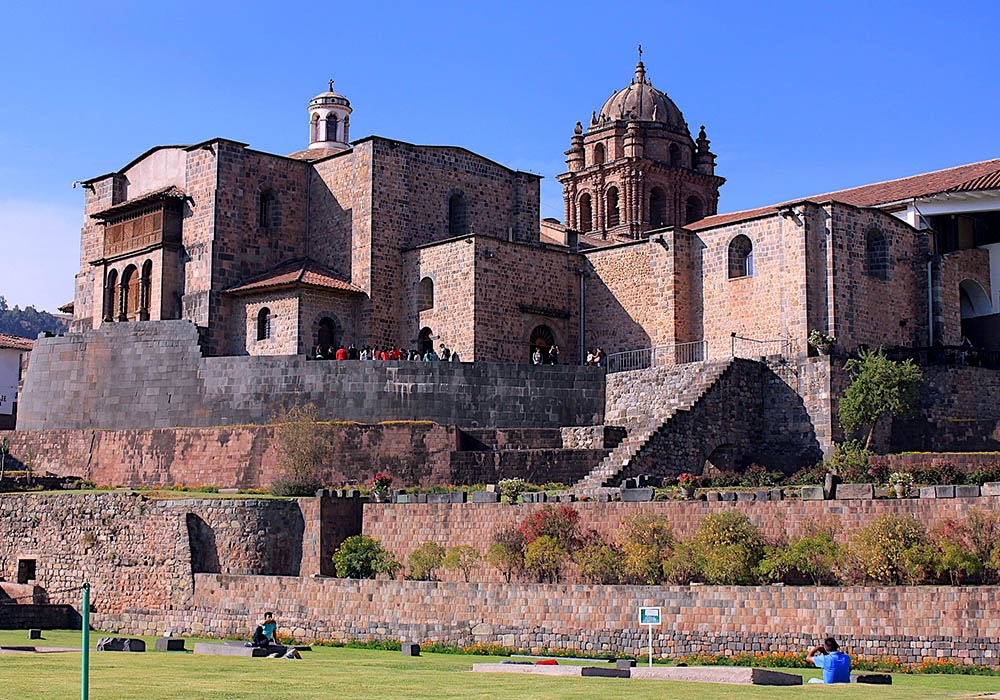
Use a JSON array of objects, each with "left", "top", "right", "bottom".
[
  {"left": 649, "top": 187, "right": 667, "bottom": 228},
  {"left": 259, "top": 190, "right": 279, "bottom": 228},
  {"left": 528, "top": 325, "right": 555, "bottom": 363},
  {"left": 606, "top": 187, "right": 620, "bottom": 227},
  {"left": 865, "top": 228, "right": 889, "bottom": 280},
  {"left": 139, "top": 260, "right": 153, "bottom": 320},
  {"left": 448, "top": 191, "right": 468, "bottom": 236},
  {"left": 418, "top": 327, "right": 433, "bottom": 356},
  {"left": 104, "top": 269, "right": 118, "bottom": 322},
  {"left": 325, "top": 113, "right": 338, "bottom": 142},
  {"left": 728, "top": 235, "right": 754, "bottom": 278},
  {"left": 960, "top": 279, "right": 991, "bottom": 318},
  {"left": 317, "top": 316, "right": 340, "bottom": 349},
  {"left": 257, "top": 307, "right": 271, "bottom": 341},
  {"left": 685, "top": 196, "right": 703, "bottom": 225},
  {"left": 593, "top": 143, "right": 605, "bottom": 166},
  {"left": 343, "top": 115, "right": 350, "bottom": 142},
  {"left": 669, "top": 143, "right": 681, "bottom": 167},
  {"left": 121, "top": 264, "right": 139, "bottom": 321},
  {"left": 417, "top": 277, "right": 434, "bottom": 312},
  {"left": 310, "top": 114, "right": 320, "bottom": 143},
  {"left": 579, "top": 193, "right": 593, "bottom": 233}
]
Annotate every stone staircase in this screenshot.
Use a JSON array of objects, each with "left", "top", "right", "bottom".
[{"left": 573, "top": 359, "right": 734, "bottom": 496}]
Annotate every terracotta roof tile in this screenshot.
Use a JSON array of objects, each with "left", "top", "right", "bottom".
[
  {"left": 687, "top": 158, "right": 1000, "bottom": 231},
  {"left": 286, "top": 148, "right": 345, "bottom": 161},
  {"left": 0, "top": 333, "right": 34, "bottom": 351},
  {"left": 226, "top": 259, "right": 364, "bottom": 295}
]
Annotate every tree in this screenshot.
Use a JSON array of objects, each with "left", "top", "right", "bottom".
[
  {"left": 0, "top": 295, "right": 68, "bottom": 338},
  {"left": 333, "top": 535, "right": 400, "bottom": 579},
  {"left": 442, "top": 545, "right": 481, "bottom": 582},
  {"left": 838, "top": 349, "right": 923, "bottom": 450},
  {"left": 485, "top": 527, "right": 525, "bottom": 582},
  {"left": 616, "top": 514, "right": 674, "bottom": 584},
  {"left": 524, "top": 535, "right": 567, "bottom": 583},
  {"left": 269, "top": 403, "right": 330, "bottom": 496},
  {"left": 407, "top": 541, "right": 446, "bottom": 580}
]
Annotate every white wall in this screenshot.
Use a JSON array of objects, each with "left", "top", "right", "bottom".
[{"left": 0, "top": 348, "right": 20, "bottom": 415}]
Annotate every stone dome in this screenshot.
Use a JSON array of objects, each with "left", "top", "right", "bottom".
[
  {"left": 597, "top": 61, "right": 685, "bottom": 131},
  {"left": 309, "top": 84, "right": 351, "bottom": 110}
]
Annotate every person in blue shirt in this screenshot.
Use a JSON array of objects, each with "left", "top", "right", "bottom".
[{"left": 806, "top": 637, "right": 851, "bottom": 683}]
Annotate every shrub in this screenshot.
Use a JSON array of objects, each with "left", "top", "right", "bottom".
[
  {"left": 407, "top": 541, "right": 446, "bottom": 580},
  {"left": 333, "top": 535, "right": 400, "bottom": 579},
  {"left": 758, "top": 531, "right": 842, "bottom": 585},
  {"left": 524, "top": 535, "right": 568, "bottom": 582},
  {"left": 486, "top": 527, "right": 525, "bottom": 582},
  {"left": 616, "top": 514, "right": 675, "bottom": 584},
  {"left": 663, "top": 540, "right": 700, "bottom": 584},
  {"left": 442, "top": 545, "right": 481, "bottom": 582},
  {"left": 824, "top": 440, "right": 874, "bottom": 483},
  {"left": 967, "top": 464, "right": 1000, "bottom": 486},
  {"left": 690, "top": 510, "right": 765, "bottom": 585},
  {"left": 700, "top": 471, "right": 743, "bottom": 488},
  {"left": 929, "top": 520, "right": 982, "bottom": 585},
  {"left": 518, "top": 505, "right": 580, "bottom": 551},
  {"left": 573, "top": 540, "right": 621, "bottom": 584},
  {"left": 850, "top": 514, "right": 931, "bottom": 584},
  {"left": 966, "top": 507, "right": 1000, "bottom": 576},
  {"left": 785, "top": 463, "right": 827, "bottom": 486},
  {"left": 497, "top": 478, "right": 526, "bottom": 504},
  {"left": 740, "top": 463, "right": 781, "bottom": 488},
  {"left": 270, "top": 403, "right": 330, "bottom": 496}
]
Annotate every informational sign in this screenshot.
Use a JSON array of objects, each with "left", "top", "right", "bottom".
[
  {"left": 639, "top": 606, "right": 662, "bottom": 667},
  {"left": 639, "top": 607, "right": 661, "bottom": 625}
]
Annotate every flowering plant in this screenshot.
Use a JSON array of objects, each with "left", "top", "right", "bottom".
[
  {"left": 498, "top": 477, "right": 526, "bottom": 504},
  {"left": 676, "top": 473, "right": 700, "bottom": 490},
  {"left": 887, "top": 471, "right": 914, "bottom": 489},
  {"left": 371, "top": 473, "right": 393, "bottom": 491},
  {"left": 807, "top": 330, "right": 836, "bottom": 348}
]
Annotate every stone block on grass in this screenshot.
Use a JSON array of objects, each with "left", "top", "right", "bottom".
[
  {"left": 800, "top": 486, "right": 824, "bottom": 501},
  {"left": 616, "top": 658, "right": 637, "bottom": 669},
  {"left": 155, "top": 638, "right": 186, "bottom": 651},
  {"left": 581, "top": 666, "right": 630, "bottom": 678},
  {"left": 835, "top": 483, "right": 873, "bottom": 500},
  {"left": 28, "top": 629, "right": 42, "bottom": 640},
  {"left": 621, "top": 488, "right": 653, "bottom": 502},
  {"left": 472, "top": 491, "right": 500, "bottom": 503},
  {"left": 402, "top": 642, "right": 420, "bottom": 657}
]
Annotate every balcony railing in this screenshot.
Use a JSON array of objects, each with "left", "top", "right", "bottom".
[
  {"left": 730, "top": 334, "right": 794, "bottom": 360},
  {"left": 606, "top": 340, "right": 708, "bottom": 374}
]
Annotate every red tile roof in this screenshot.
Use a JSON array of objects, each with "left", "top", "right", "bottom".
[
  {"left": 0, "top": 333, "right": 34, "bottom": 351},
  {"left": 687, "top": 158, "right": 1000, "bottom": 231},
  {"left": 226, "top": 259, "right": 365, "bottom": 295}
]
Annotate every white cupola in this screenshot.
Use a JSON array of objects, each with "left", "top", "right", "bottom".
[{"left": 308, "top": 79, "right": 353, "bottom": 151}]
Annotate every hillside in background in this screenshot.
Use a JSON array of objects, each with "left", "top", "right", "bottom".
[{"left": 0, "top": 295, "right": 69, "bottom": 339}]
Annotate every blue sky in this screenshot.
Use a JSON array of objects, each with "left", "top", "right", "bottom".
[{"left": 1, "top": 0, "right": 998, "bottom": 313}]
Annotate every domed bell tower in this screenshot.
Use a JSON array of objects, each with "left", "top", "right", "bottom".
[
  {"left": 556, "top": 60, "right": 724, "bottom": 240},
  {"left": 308, "top": 79, "right": 353, "bottom": 151}
]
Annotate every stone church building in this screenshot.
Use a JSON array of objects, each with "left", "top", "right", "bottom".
[{"left": 70, "top": 63, "right": 1000, "bottom": 366}]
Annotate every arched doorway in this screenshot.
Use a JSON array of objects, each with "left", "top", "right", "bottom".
[
  {"left": 649, "top": 187, "right": 667, "bottom": 228},
  {"left": 317, "top": 316, "right": 341, "bottom": 351},
  {"left": 528, "top": 325, "right": 555, "bottom": 363},
  {"left": 418, "top": 327, "right": 434, "bottom": 356}
]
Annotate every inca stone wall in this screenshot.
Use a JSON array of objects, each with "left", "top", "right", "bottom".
[{"left": 17, "top": 321, "right": 605, "bottom": 431}]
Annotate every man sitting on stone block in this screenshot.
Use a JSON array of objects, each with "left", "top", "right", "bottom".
[
  {"left": 247, "top": 612, "right": 285, "bottom": 654},
  {"left": 806, "top": 637, "right": 851, "bottom": 683}
]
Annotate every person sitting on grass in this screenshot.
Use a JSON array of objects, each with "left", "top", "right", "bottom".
[{"left": 806, "top": 636, "right": 851, "bottom": 683}]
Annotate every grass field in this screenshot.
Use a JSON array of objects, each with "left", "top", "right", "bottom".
[{"left": 2, "top": 631, "right": 999, "bottom": 700}]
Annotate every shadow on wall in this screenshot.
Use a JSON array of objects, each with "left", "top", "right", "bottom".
[{"left": 262, "top": 501, "right": 305, "bottom": 576}]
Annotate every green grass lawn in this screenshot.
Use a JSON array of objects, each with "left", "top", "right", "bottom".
[{"left": 1, "top": 630, "right": 998, "bottom": 700}]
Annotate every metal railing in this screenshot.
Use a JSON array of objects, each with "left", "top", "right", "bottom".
[
  {"left": 730, "top": 333, "right": 794, "bottom": 360},
  {"left": 606, "top": 340, "right": 708, "bottom": 374}
]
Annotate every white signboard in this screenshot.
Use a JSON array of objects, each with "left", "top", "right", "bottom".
[{"left": 639, "top": 607, "right": 661, "bottom": 625}]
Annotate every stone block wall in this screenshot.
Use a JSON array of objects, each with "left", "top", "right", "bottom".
[
  {"left": 447, "top": 449, "right": 608, "bottom": 486},
  {"left": 103, "top": 575, "right": 1000, "bottom": 666},
  {"left": 18, "top": 321, "right": 605, "bottom": 431},
  {"left": 0, "top": 604, "right": 79, "bottom": 630}
]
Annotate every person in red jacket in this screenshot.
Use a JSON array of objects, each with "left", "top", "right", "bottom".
[{"left": 335, "top": 346, "right": 348, "bottom": 361}]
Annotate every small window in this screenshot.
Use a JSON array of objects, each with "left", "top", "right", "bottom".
[
  {"left": 310, "top": 114, "right": 320, "bottom": 143},
  {"left": 259, "top": 190, "right": 279, "bottom": 228},
  {"left": 728, "top": 235, "right": 754, "bottom": 278},
  {"left": 105, "top": 269, "right": 119, "bottom": 322},
  {"left": 593, "top": 143, "right": 605, "bottom": 166},
  {"left": 579, "top": 193, "right": 593, "bottom": 233},
  {"left": 685, "top": 196, "right": 703, "bottom": 225},
  {"left": 257, "top": 307, "right": 271, "bottom": 341},
  {"left": 649, "top": 187, "right": 667, "bottom": 228},
  {"left": 325, "top": 113, "right": 338, "bottom": 142},
  {"left": 17, "top": 559, "right": 36, "bottom": 584},
  {"left": 417, "top": 277, "right": 434, "bottom": 312},
  {"left": 865, "top": 228, "right": 888, "bottom": 280},
  {"left": 606, "top": 186, "right": 620, "bottom": 227},
  {"left": 448, "top": 192, "right": 468, "bottom": 236}
]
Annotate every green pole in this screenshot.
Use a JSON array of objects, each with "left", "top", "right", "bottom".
[{"left": 81, "top": 583, "right": 90, "bottom": 700}]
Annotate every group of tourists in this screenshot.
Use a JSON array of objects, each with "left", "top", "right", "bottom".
[
  {"left": 585, "top": 347, "right": 606, "bottom": 367},
  {"left": 312, "top": 343, "right": 460, "bottom": 363},
  {"left": 531, "top": 344, "right": 560, "bottom": 365}
]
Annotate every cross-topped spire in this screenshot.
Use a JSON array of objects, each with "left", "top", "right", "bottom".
[
  {"left": 328, "top": 78, "right": 334, "bottom": 92},
  {"left": 638, "top": 44, "right": 643, "bottom": 60}
]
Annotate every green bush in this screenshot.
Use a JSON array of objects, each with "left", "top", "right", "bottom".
[
  {"left": 824, "top": 440, "right": 875, "bottom": 483},
  {"left": 757, "top": 531, "right": 842, "bottom": 585},
  {"left": 663, "top": 540, "right": 700, "bottom": 584},
  {"left": 332, "top": 535, "right": 400, "bottom": 579},
  {"left": 929, "top": 519, "right": 982, "bottom": 585},
  {"left": 690, "top": 510, "right": 765, "bottom": 585},
  {"left": 967, "top": 464, "right": 1000, "bottom": 486},
  {"left": 442, "top": 545, "right": 481, "bottom": 582},
  {"left": 616, "top": 514, "right": 675, "bottom": 584},
  {"left": 966, "top": 507, "right": 1000, "bottom": 583},
  {"left": 785, "top": 463, "right": 827, "bottom": 486},
  {"left": 524, "top": 535, "right": 567, "bottom": 583},
  {"left": 573, "top": 540, "right": 620, "bottom": 584},
  {"left": 485, "top": 527, "right": 525, "bottom": 582},
  {"left": 407, "top": 541, "right": 446, "bottom": 581},
  {"left": 740, "top": 463, "right": 781, "bottom": 488},
  {"left": 850, "top": 513, "right": 931, "bottom": 584}
]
